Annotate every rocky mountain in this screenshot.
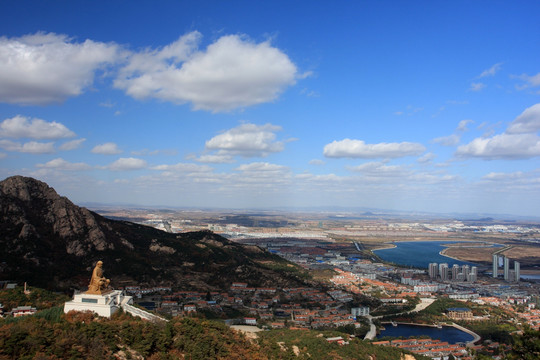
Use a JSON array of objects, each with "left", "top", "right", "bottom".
[{"left": 0, "top": 176, "right": 309, "bottom": 291}]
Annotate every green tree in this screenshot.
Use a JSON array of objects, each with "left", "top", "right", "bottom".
[{"left": 508, "top": 328, "right": 540, "bottom": 360}]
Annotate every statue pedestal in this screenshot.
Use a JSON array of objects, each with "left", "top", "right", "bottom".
[{"left": 64, "top": 290, "right": 133, "bottom": 318}]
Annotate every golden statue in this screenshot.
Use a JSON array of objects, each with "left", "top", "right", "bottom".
[{"left": 86, "top": 261, "right": 111, "bottom": 295}]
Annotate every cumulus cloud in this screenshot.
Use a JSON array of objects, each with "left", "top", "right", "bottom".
[
  {"left": 0, "top": 139, "right": 55, "bottom": 154},
  {"left": 456, "top": 133, "right": 540, "bottom": 159},
  {"left": 506, "top": 103, "right": 540, "bottom": 134},
  {"left": 0, "top": 115, "right": 75, "bottom": 139},
  {"left": 0, "top": 32, "right": 119, "bottom": 104},
  {"left": 91, "top": 142, "right": 122, "bottom": 155},
  {"left": 107, "top": 157, "right": 147, "bottom": 171},
  {"left": 115, "top": 32, "right": 298, "bottom": 112},
  {"left": 457, "top": 103, "right": 540, "bottom": 159},
  {"left": 59, "top": 138, "right": 86, "bottom": 151},
  {"left": 323, "top": 139, "right": 425, "bottom": 159},
  {"left": 36, "top": 158, "right": 91, "bottom": 171},
  {"left": 479, "top": 63, "right": 502, "bottom": 78},
  {"left": 205, "top": 123, "right": 285, "bottom": 157}
]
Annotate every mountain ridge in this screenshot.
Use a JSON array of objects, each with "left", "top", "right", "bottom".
[{"left": 0, "top": 175, "right": 309, "bottom": 291}]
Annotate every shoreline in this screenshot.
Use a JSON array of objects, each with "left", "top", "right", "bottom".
[
  {"left": 379, "top": 322, "right": 481, "bottom": 346},
  {"left": 439, "top": 248, "right": 469, "bottom": 263},
  {"left": 371, "top": 243, "right": 397, "bottom": 251}
]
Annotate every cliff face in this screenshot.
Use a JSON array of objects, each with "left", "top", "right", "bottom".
[
  {"left": 0, "top": 176, "right": 110, "bottom": 257},
  {"left": 0, "top": 176, "right": 308, "bottom": 291}
]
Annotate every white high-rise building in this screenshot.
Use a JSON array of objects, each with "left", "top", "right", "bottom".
[
  {"left": 492, "top": 254, "right": 498, "bottom": 278},
  {"left": 452, "top": 264, "right": 460, "bottom": 280},
  {"left": 515, "top": 261, "right": 520, "bottom": 282},
  {"left": 504, "top": 256, "right": 510, "bottom": 281},
  {"left": 467, "top": 266, "right": 478, "bottom": 282},
  {"left": 439, "top": 263, "right": 449, "bottom": 281},
  {"left": 429, "top": 263, "right": 438, "bottom": 279}
]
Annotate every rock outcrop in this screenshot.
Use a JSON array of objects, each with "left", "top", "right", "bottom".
[
  {"left": 0, "top": 176, "right": 111, "bottom": 257},
  {"left": 0, "top": 176, "right": 309, "bottom": 292}
]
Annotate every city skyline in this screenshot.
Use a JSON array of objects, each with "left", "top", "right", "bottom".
[{"left": 0, "top": 1, "right": 539, "bottom": 216}]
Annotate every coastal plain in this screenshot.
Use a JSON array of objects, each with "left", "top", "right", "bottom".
[{"left": 94, "top": 207, "right": 540, "bottom": 273}]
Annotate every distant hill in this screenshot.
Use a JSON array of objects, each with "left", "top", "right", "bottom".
[{"left": 0, "top": 176, "right": 309, "bottom": 291}]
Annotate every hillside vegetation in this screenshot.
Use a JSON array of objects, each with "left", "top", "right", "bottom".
[{"left": 0, "top": 310, "right": 427, "bottom": 360}]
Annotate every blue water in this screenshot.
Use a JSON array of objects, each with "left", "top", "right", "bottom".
[
  {"left": 521, "top": 274, "right": 540, "bottom": 281},
  {"left": 377, "top": 324, "right": 474, "bottom": 344},
  {"left": 373, "top": 241, "right": 478, "bottom": 268}
]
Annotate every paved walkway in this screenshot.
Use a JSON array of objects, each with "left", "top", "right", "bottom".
[
  {"left": 122, "top": 303, "right": 168, "bottom": 322},
  {"left": 363, "top": 315, "right": 377, "bottom": 340}
]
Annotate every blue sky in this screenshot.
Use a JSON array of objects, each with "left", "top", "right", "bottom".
[{"left": 1, "top": 1, "right": 539, "bottom": 216}]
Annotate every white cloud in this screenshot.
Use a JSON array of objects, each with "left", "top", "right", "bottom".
[
  {"left": 195, "top": 154, "right": 235, "bottom": 163},
  {"left": 432, "top": 134, "right": 460, "bottom": 146},
  {"left": 235, "top": 162, "right": 288, "bottom": 173},
  {"left": 309, "top": 159, "right": 325, "bottom": 165},
  {"left": 99, "top": 101, "right": 116, "bottom": 108},
  {"left": 480, "top": 171, "right": 540, "bottom": 190},
  {"left": 233, "top": 162, "right": 291, "bottom": 185},
  {"left": 514, "top": 72, "right": 540, "bottom": 90},
  {"left": 115, "top": 32, "right": 298, "bottom": 112},
  {"left": 107, "top": 157, "right": 147, "bottom": 171},
  {"left": 131, "top": 148, "right": 177, "bottom": 156},
  {"left": 431, "top": 119, "right": 476, "bottom": 149},
  {"left": 0, "top": 139, "right": 55, "bottom": 154},
  {"left": 457, "top": 104, "right": 540, "bottom": 159},
  {"left": 205, "top": 123, "right": 285, "bottom": 157},
  {"left": 417, "top": 152, "right": 436, "bottom": 163},
  {"left": 36, "top": 158, "right": 91, "bottom": 171},
  {"left": 457, "top": 119, "right": 473, "bottom": 132},
  {"left": 482, "top": 171, "right": 524, "bottom": 181},
  {"left": 409, "top": 173, "right": 459, "bottom": 184},
  {"left": 506, "top": 103, "right": 540, "bottom": 134},
  {"left": 22, "top": 141, "right": 55, "bottom": 153},
  {"left": 347, "top": 162, "right": 411, "bottom": 177},
  {"left": 92, "top": 142, "right": 122, "bottom": 155},
  {"left": 456, "top": 133, "right": 540, "bottom": 159},
  {"left": 479, "top": 63, "right": 502, "bottom": 78},
  {"left": 0, "top": 152, "right": 6, "bottom": 159},
  {"left": 323, "top": 139, "right": 425, "bottom": 159},
  {"left": 151, "top": 162, "right": 212, "bottom": 173},
  {"left": 395, "top": 105, "right": 424, "bottom": 117},
  {"left": 0, "top": 115, "right": 75, "bottom": 139},
  {"left": 469, "top": 82, "right": 486, "bottom": 92},
  {"left": 0, "top": 32, "right": 119, "bottom": 104},
  {"left": 59, "top": 138, "right": 86, "bottom": 151}
]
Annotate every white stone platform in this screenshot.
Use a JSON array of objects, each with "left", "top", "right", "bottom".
[{"left": 64, "top": 290, "right": 133, "bottom": 318}]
